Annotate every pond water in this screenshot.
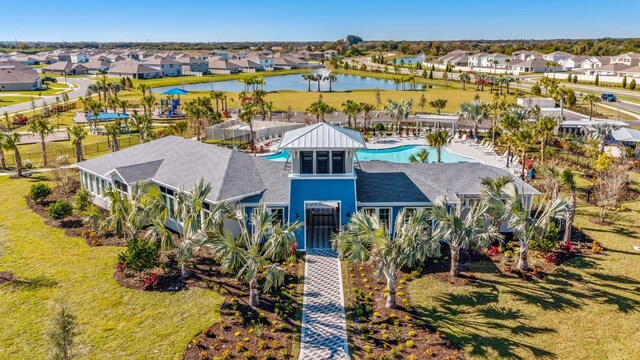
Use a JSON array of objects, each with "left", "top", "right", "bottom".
[
  {"left": 388, "top": 56, "right": 425, "bottom": 65},
  {"left": 151, "top": 70, "right": 437, "bottom": 93},
  {"left": 261, "top": 145, "right": 475, "bottom": 164}
]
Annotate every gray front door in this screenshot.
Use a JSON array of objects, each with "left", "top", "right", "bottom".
[{"left": 305, "top": 202, "right": 340, "bottom": 249}]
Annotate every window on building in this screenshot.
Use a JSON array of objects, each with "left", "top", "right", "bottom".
[
  {"left": 160, "top": 186, "right": 176, "bottom": 218},
  {"left": 270, "top": 208, "right": 285, "bottom": 226},
  {"left": 113, "top": 179, "right": 128, "bottom": 193},
  {"left": 331, "top": 151, "right": 345, "bottom": 174},
  {"left": 301, "top": 151, "right": 314, "bottom": 174},
  {"left": 316, "top": 151, "right": 330, "bottom": 174},
  {"left": 89, "top": 175, "right": 95, "bottom": 193},
  {"left": 362, "top": 207, "right": 391, "bottom": 231}
]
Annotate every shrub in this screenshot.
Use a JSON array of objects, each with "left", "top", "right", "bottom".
[
  {"left": 485, "top": 245, "right": 500, "bottom": 256},
  {"left": 24, "top": 159, "right": 33, "bottom": 169},
  {"left": 592, "top": 240, "right": 604, "bottom": 254},
  {"left": 29, "top": 183, "right": 52, "bottom": 203},
  {"left": 73, "top": 187, "right": 93, "bottom": 213},
  {"left": 116, "top": 238, "right": 159, "bottom": 272},
  {"left": 630, "top": 79, "right": 637, "bottom": 90},
  {"left": 373, "top": 122, "right": 386, "bottom": 131},
  {"left": 143, "top": 274, "right": 159, "bottom": 289},
  {"left": 47, "top": 200, "right": 73, "bottom": 221},
  {"left": 544, "top": 253, "right": 557, "bottom": 264},
  {"left": 530, "top": 222, "right": 560, "bottom": 253}
]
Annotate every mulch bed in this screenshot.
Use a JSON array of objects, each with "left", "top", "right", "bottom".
[
  {"left": 343, "top": 263, "right": 466, "bottom": 359},
  {"left": 0, "top": 272, "right": 14, "bottom": 285},
  {"left": 183, "top": 256, "right": 304, "bottom": 360},
  {"left": 114, "top": 256, "right": 185, "bottom": 292}
]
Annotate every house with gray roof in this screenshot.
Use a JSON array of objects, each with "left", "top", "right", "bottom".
[
  {"left": 43, "top": 61, "right": 89, "bottom": 75},
  {"left": 76, "top": 123, "right": 538, "bottom": 251},
  {"left": 0, "top": 67, "right": 42, "bottom": 91},
  {"left": 108, "top": 60, "right": 160, "bottom": 79}
]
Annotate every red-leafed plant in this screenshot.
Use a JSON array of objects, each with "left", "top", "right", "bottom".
[
  {"left": 486, "top": 245, "right": 500, "bottom": 257},
  {"left": 115, "top": 263, "right": 125, "bottom": 272},
  {"left": 544, "top": 253, "right": 557, "bottom": 264},
  {"left": 560, "top": 241, "right": 574, "bottom": 254},
  {"left": 143, "top": 274, "right": 159, "bottom": 290}
]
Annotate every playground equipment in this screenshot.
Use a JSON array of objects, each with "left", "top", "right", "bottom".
[{"left": 160, "top": 88, "right": 188, "bottom": 118}]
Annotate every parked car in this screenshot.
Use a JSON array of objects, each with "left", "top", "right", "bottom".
[
  {"left": 43, "top": 77, "right": 57, "bottom": 83},
  {"left": 601, "top": 93, "right": 617, "bottom": 102}
]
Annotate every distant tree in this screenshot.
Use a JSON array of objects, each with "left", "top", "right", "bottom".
[
  {"left": 428, "top": 99, "right": 447, "bottom": 114},
  {"left": 426, "top": 129, "right": 450, "bottom": 163},
  {"left": 418, "top": 94, "right": 427, "bottom": 112},
  {"left": 345, "top": 35, "right": 364, "bottom": 46},
  {"left": 622, "top": 75, "right": 627, "bottom": 89},
  {"left": 583, "top": 94, "right": 601, "bottom": 120},
  {"left": 408, "top": 148, "right": 429, "bottom": 163},
  {"left": 67, "top": 125, "right": 87, "bottom": 162},
  {"left": 28, "top": 117, "right": 54, "bottom": 167},
  {"left": 572, "top": 74, "right": 578, "bottom": 84},
  {"left": 531, "top": 83, "right": 542, "bottom": 96},
  {"left": 1, "top": 133, "right": 22, "bottom": 176},
  {"left": 630, "top": 79, "right": 637, "bottom": 90},
  {"left": 594, "top": 74, "right": 599, "bottom": 86},
  {"left": 359, "top": 102, "right": 375, "bottom": 130}
]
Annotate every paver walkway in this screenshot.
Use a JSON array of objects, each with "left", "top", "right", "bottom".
[{"left": 299, "top": 249, "right": 349, "bottom": 360}]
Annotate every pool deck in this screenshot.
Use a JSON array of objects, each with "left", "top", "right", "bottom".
[{"left": 258, "top": 136, "right": 520, "bottom": 175}]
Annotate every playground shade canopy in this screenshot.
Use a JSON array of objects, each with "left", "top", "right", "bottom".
[
  {"left": 162, "top": 88, "right": 189, "bottom": 95},
  {"left": 86, "top": 113, "right": 130, "bottom": 121}
]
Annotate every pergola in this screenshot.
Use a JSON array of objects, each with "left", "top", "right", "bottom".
[{"left": 412, "top": 113, "right": 462, "bottom": 131}]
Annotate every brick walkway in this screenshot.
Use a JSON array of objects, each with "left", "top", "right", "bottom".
[{"left": 299, "top": 249, "right": 349, "bottom": 360}]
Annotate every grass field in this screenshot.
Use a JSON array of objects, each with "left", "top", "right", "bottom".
[
  {"left": 409, "top": 179, "right": 640, "bottom": 359},
  {"left": 0, "top": 96, "right": 34, "bottom": 107},
  {"left": 129, "top": 68, "right": 313, "bottom": 88},
  {"left": 0, "top": 176, "right": 224, "bottom": 359}
]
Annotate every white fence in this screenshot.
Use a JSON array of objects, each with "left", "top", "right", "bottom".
[
  {"left": 205, "top": 120, "right": 305, "bottom": 142},
  {"left": 544, "top": 73, "right": 640, "bottom": 84}
]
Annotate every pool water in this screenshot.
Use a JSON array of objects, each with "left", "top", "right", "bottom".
[
  {"left": 261, "top": 145, "right": 474, "bottom": 164},
  {"left": 151, "top": 71, "right": 437, "bottom": 93}
]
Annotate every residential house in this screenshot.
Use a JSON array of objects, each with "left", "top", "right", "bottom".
[
  {"left": 230, "top": 59, "right": 263, "bottom": 73},
  {"left": 610, "top": 52, "right": 640, "bottom": 67},
  {"left": 479, "top": 53, "right": 510, "bottom": 68},
  {"left": 559, "top": 56, "right": 588, "bottom": 70},
  {"left": 70, "top": 53, "right": 90, "bottom": 63},
  {"left": 0, "top": 67, "right": 42, "bottom": 91},
  {"left": 437, "top": 50, "right": 468, "bottom": 65},
  {"left": 542, "top": 51, "right": 574, "bottom": 63},
  {"left": 511, "top": 50, "right": 543, "bottom": 61},
  {"left": 43, "top": 61, "right": 89, "bottom": 75},
  {"left": 83, "top": 60, "right": 111, "bottom": 74},
  {"left": 511, "top": 58, "right": 562, "bottom": 74},
  {"left": 108, "top": 60, "right": 161, "bottom": 79},
  {"left": 141, "top": 56, "right": 182, "bottom": 77},
  {"left": 75, "top": 124, "right": 539, "bottom": 251},
  {"left": 246, "top": 54, "right": 274, "bottom": 70},
  {"left": 585, "top": 63, "right": 632, "bottom": 76},
  {"left": 178, "top": 56, "right": 209, "bottom": 74},
  {"left": 467, "top": 52, "right": 487, "bottom": 67},
  {"left": 208, "top": 60, "right": 241, "bottom": 74}
]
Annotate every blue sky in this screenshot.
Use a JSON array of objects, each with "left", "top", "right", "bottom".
[{"left": 2, "top": 0, "right": 639, "bottom": 42}]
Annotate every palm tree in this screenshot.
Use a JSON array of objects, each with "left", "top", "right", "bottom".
[
  {"left": 459, "top": 73, "right": 471, "bottom": 90},
  {"left": 533, "top": 115, "right": 558, "bottom": 165},
  {"left": 0, "top": 135, "right": 5, "bottom": 171},
  {"left": 185, "top": 100, "right": 205, "bottom": 141},
  {"left": 583, "top": 94, "right": 600, "bottom": 121},
  {"left": 560, "top": 168, "right": 577, "bottom": 244},
  {"left": 488, "top": 94, "right": 507, "bottom": 146},
  {"left": 104, "top": 121, "right": 121, "bottom": 152},
  {"left": 459, "top": 96, "right": 485, "bottom": 136},
  {"left": 172, "top": 179, "right": 231, "bottom": 278},
  {"left": 87, "top": 84, "right": 101, "bottom": 102},
  {"left": 498, "top": 182, "right": 568, "bottom": 270},
  {"left": 138, "top": 84, "right": 150, "bottom": 113},
  {"left": 515, "top": 125, "right": 534, "bottom": 180},
  {"left": 480, "top": 175, "right": 514, "bottom": 231},
  {"left": 87, "top": 100, "right": 103, "bottom": 132},
  {"left": 323, "top": 73, "right": 337, "bottom": 92},
  {"left": 359, "top": 102, "right": 375, "bottom": 131},
  {"left": 302, "top": 74, "right": 312, "bottom": 92},
  {"left": 314, "top": 74, "right": 322, "bottom": 92},
  {"left": 426, "top": 129, "right": 449, "bottom": 163},
  {"left": 589, "top": 122, "right": 620, "bottom": 152},
  {"left": 332, "top": 208, "right": 439, "bottom": 308},
  {"left": 499, "top": 113, "right": 521, "bottom": 167},
  {"left": 384, "top": 98, "right": 413, "bottom": 132},
  {"left": 428, "top": 99, "right": 448, "bottom": 114},
  {"left": 306, "top": 100, "right": 334, "bottom": 123},
  {"left": 431, "top": 196, "right": 500, "bottom": 277},
  {"left": 238, "top": 102, "right": 256, "bottom": 146},
  {"left": 204, "top": 205, "right": 301, "bottom": 306},
  {"left": 341, "top": 100, "right": 360, "bottom": 128},
  {"left": 27, "top": 117, "right": 54, "bottom": 167},
  {"left": 1, "top": 133, "right": 22, "bottom": 176},
  {"left": 142, "top": 95, "right": 156, "bottom": 116},
  {"left": 408, "top": 148, "right": 429, "bottom": 163},
  {"left": 68, "top": 125, "right": 87, "bottom": 162}
]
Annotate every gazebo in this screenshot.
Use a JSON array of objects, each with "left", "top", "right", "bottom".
[{"left": 413, "top": 113, "right": 461, "bottom": 131}]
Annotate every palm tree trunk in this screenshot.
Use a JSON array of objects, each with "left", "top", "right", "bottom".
[
  {"left": 0, "top": 148, "right": 5, "bottom": 170},
  {"left": 450, "top": 246, "right": 461, "bottom": 277},
  {"left": 437, "top": 148, "right": 442, "bottom": 163},
  {"left": 517, "top": 244, "right": 529, "bottom": 271},
  {"left": 15, "top": 149, "right": 22, "bottom": 177},
  {"left": 249, "top": 277, "right": 259, "bottom": 306},
  {"left": 563, "top": 193, "right": 576, "bottom": 243},
  {"left": 385, "top": 273, "right": 397, "bottom": 308},
  {"left": 506, "top": 145, "right": 511, "bottom": 167},
  {"left": 40, "top": 137, "right": 48, "bottom": 167},
  {"left": 541, "top": 139, "right": 545, "bottom": 165},
  {"left": 492, "top": 119, "right": 497, "bottom": 146},
  {"left": 181, "top": 262, "right": 190, "bottom": 279},
  {"left": 521, "top": 149, "right": 526, "bottom": 180},
  {"left": 75, "top": 141, "right": 84, "bottom": 162}
]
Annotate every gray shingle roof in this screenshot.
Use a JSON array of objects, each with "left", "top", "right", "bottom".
[
  {"left": 356, "top": 161, "right": 539, "bottom": 204},
  {"left": 76, "top": 136, "right": 289, "bottom": 203}
]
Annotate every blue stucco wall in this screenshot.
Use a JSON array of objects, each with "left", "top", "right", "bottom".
[
  {"left": 243, "top": 205, "right": 289, "bottom": 232},
  {"left": 289, "top": 178, "right": 357, "bottom": 250}
]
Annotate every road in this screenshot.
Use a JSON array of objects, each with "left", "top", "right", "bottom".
[{"left": 0, "top": 77, "right": 94, "bottom": 115}]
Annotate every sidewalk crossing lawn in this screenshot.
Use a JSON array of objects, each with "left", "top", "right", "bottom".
[{"left": 0, "top": 176, "right": 224, "bottom": 359}]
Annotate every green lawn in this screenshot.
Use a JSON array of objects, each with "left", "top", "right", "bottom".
[
  {"left": 409, "top": 193, "right": 640, "bottom": 359},
  {"left": 129, "top": 68, "right": 313, "bottom": 88},
  {"left": 0, "top": 96, "right": 34, "bottom": 107},
  {"left": 0, "top": 176, "right": 224, "bottom": 359}
]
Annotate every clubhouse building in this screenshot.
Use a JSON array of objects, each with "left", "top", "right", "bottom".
[{"left": 76, "top": 123, "right": 538, "bottom": 250}]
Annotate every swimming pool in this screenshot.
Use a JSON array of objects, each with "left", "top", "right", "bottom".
[{"left": 260, "top": 145, "right": 475, "bottom": 164}]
